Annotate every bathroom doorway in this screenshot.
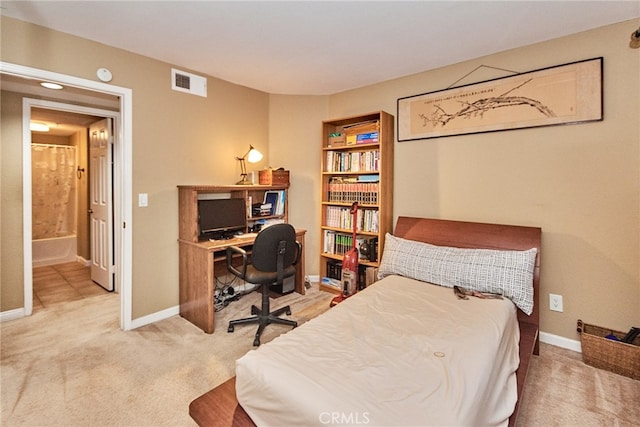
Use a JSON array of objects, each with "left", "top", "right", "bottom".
[
  {"left": 28, "top": 103, "right": 117, "bottom": 307},
  {"left": 1, "top": 61, "right": 134, "bottom": 330},
  {"left": 29, "top": 107, "right": 114, "bottom": 310}
]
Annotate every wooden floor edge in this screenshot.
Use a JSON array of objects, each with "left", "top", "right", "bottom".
[{"left": 190, "top": 377, "right": 254, "bottom": 427}]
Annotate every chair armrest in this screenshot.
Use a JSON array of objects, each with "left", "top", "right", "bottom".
[
  {"left": 292, "top": 241, "right": 302, "bottom": 266},
  {"left": 226, "top": 246, "right": 248, "bottom": 278}
]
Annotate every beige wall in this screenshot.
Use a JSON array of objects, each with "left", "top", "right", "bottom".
[
  {"left": 269, "top": 19, "right": 640, "bottom": 340},
  {"left": 321, "top": 19, "right": 639, "bottom": 339},
  {"left": 1, "top": 17, "right": 271, "bottom": 318},
  {"left": 268, "top": 95, "right": 329, "bottom": 275},
  {"left": 2, "top": 16, "right": 638, "bottom": 342},
  {"left": 1, "top": 90, "right": 26, "bottom": 310}
]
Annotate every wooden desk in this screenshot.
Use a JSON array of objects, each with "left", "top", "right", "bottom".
[{"left": 179, "top": 229, "right": 306, "bottom": 334}]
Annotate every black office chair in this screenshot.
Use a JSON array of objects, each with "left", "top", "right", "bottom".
[{"left": 226, "top": 223, "right": 301, "bottom": 346}]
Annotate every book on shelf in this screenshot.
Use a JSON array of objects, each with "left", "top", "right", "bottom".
[
  {"left": 356, "top": 132, "right": 379, "bottom": 144},
  {"left": 325, "top": 150, "right": 379, "bottom": 173},
  {"left": 324, "top": 206, "right": 379, "bottom": 233},
  {"left": 327, "top": 178, "right": 379, "bottom": 204},
  {"left": 324, "top": 259, "right": 377, "bottom": 291},
  {"left": 322, "top": 231, "right": 378, "bottom": 259},
  {"left": 263, "top": 190, "right": 285, "bottom": 216}
]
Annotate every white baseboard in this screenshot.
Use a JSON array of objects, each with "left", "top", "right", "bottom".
[
  {"left": 129, "top": 305, "right": 179, "bottom": 330},
  {"left": 1, "top": 304, "right": 180, "bottom": 330},
  {"left": 539, "top": 331, "right": 582, "bottom": 353},
  {"left": 0, "top": 308, "right": 25, "bottom": 323},
  {"left": 76, "top": 256, "right": 91, "bottom": 266},
  {"left": 307, "top": 274, "right": 320, "bottom": 283}
]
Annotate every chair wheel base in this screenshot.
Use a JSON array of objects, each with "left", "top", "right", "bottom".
[
  {"left": 228, "top": 325, "right": 234, "bottom": 333},
  {"left": 253, "top": 337, "right": 260, "bottom": 346}
]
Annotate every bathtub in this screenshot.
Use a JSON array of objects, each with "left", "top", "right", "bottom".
[{"left": 32, "top": 235, "right": 78, "bottom": 267}]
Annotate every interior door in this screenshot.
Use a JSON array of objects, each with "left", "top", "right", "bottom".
[{"left": 89, "top": 118, "right": 114, "bottom": 291}]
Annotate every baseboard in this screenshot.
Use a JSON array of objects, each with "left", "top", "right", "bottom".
[
  {"left": 539, "top": 331, "right": 582, "bottom": 353},
  {"left": 129, "top": 305, "right": 179, "bottom": 330},
  {"left": 307, "top": 274, "right": 320, "bottom": 283},
  {"left": 2, "top": 304, "right": 180, "bottom": 330},
  {"left": 0, "top": 307, "right": 25, "bottom": 323},
  {"left": 76, "top": 256, "right": 91, "bottom": 266}
]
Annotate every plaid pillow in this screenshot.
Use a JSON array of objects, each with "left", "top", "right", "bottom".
[{"left": 378, "top": 233, "right": 537, "bottom": 315}]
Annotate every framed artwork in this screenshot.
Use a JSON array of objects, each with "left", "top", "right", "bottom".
[{"left": 397, "top": 57, "right": 603, "bottom": 141}]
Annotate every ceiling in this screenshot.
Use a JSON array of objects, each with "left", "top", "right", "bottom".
[
  {"left": 30, "top": 107, "right": 102, "bottom": 137},
  {"left": 1, "top": 1, "right": 639, "bottom": 95},
  {"left": 0, "top": 73, "right": 116, "bottom": 136}
]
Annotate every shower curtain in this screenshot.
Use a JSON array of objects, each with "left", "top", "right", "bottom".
[{"left": 31, "top": 144, "right": 77, "bottom": 239}]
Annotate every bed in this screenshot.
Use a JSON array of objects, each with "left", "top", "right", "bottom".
[{"left": 190, "top": 216, "right": 541, "bottom": 427}]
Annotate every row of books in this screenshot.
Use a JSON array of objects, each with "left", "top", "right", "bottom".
[
  {"left": 327, "top": 178, "right": 379, "bottom": 204},
  {"left": 324, "top": 206, "right": 379, "bottom": 233},
  {"left": 323, "top": 230, "right": 378, "bottom": 260},
  {"left": 324, "top": 260, "right": 379, "bottom": 291},
  {"left": 325, "top": 150, "right": 380, "bottom": 172}
]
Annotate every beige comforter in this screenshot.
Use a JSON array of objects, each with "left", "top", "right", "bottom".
[{"left": 236, "top": 274, "right": 520, "bottom": 426}]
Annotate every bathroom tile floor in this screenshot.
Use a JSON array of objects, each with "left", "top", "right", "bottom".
[{"left": 32, "top": 262, "right": 109, "bottom": 311}]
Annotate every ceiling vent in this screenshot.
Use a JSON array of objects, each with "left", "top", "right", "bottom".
[{"left": 171, "top": 68, "right": 207, "bottom": 97}]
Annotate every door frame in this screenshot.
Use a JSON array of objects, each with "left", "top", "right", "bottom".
[{"left": 3, "top": 62, "right": 134, "bottom": 330}]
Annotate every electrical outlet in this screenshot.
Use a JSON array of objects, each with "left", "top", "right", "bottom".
[{"left": 549, "top": 293, "right": 563, "bottom": 312}]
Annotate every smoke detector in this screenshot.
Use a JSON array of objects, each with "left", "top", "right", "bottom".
[{"left": 171, "top": 68, "right": 207, "bottom": 97}]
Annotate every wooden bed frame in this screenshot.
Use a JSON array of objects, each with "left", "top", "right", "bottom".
[{"left": 190, "top": 217, "right": 541, "bottom": 427}]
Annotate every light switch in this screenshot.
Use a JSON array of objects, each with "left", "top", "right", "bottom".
[{"left": 138, "top": 193, "right": 148, "bottom": 207}]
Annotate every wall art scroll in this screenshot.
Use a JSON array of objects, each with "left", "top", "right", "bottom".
[{"left": 397, "top": 57, "right": 603, "bottom": 141}]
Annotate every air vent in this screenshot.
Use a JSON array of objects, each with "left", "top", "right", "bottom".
[{"left": 171, "top": 68, "right": 207, "bottom": 97}]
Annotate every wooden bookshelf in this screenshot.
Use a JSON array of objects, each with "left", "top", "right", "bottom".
[{"left": 319, "top": 111, "right": 394, "bottom": 293}]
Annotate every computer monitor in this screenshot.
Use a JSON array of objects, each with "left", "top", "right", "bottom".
[{"left": 197, "top": 198, "right": 246, "bottom": 240}]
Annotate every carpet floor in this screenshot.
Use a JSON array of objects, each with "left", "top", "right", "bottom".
[{"left": 1, "top": 279, "right": 638, "bottom": 426}]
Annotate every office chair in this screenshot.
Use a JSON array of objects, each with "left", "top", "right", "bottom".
[{"left": 226, "top": 223, "right": 301, "bottom": 346}]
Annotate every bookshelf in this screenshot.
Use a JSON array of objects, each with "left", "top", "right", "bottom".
[{"left": 319, "top": 111, "right": 394, "bottom": 294}]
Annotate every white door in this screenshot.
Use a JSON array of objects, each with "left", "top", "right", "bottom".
[{"left": 89, "top": 118, "right": 114, "bottom": 291}]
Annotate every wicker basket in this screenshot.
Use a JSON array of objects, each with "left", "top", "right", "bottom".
[{"left": 577, "top": 320, "right": 640, "bottom": 380}]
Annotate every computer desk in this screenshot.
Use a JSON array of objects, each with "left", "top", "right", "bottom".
[{"left": 178, "top": 229, "right": 306, "bottom": 334}]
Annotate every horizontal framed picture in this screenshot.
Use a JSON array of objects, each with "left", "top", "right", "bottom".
[{"left": 397, "top": 57, "right": 603, "bottom": 141}]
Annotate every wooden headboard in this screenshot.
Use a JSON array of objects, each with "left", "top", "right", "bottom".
[{"left": 393, "top": 216, "right": 542, "bottom": 427}]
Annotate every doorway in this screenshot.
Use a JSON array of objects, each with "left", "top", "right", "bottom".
[
  {"left": 1, "top": 61, "right": 134, "bottom": 330},
  {"left": 30, "top": 108, "right": 114, "bottom": 295},
  {"left": 25, "top": 100, "right": 118, "bottom": 306}
]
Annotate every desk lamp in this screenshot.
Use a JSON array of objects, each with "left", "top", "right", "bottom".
[{"left": 236, "top": 145, "right": 263, "bottom": 185}]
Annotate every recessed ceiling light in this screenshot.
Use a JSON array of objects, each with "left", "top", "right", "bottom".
[
  {"left": 40, "top": 82, "right": 64, "bottom": 90},
  {"left": 30, "top": 122, "right": 50, "bottom": 132}
]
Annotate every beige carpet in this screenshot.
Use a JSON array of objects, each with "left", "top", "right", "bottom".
[
  {"left": 2, "top": 284, "right": 639, "bottom": 427},
  {"left": 517, "top": 342, "right": 640, "bottom": 426},
  {"left": 1, "top": 284, "right": 333, "bottom": 426}
]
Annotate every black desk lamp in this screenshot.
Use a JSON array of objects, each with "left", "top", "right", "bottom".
[{"left": 235, "top": 145, "right": 263, "bottom": 185}]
